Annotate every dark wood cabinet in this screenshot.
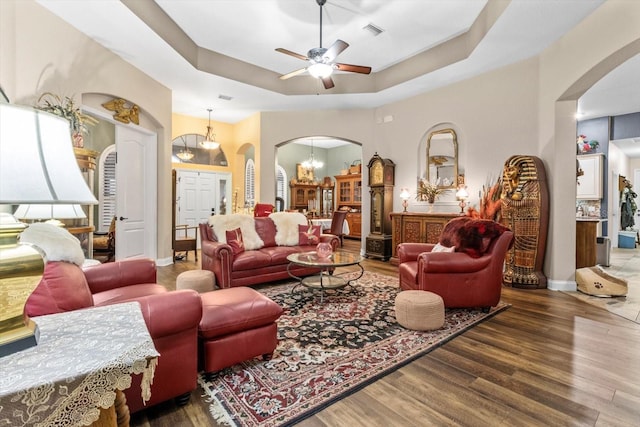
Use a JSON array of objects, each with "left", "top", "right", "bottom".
[{"left": 390, "top": 212, "right": 459, "bottom": 265}]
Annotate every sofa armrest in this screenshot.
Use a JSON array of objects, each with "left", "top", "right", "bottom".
[
  {"left": 398, "top": 243, "right": 435, "bottom": 263},
  {"left": 200, "top": 239, "right": 234, "bottom": 288},
  {"left": 83, "top": 258, "right": 157, "bottom": 294},
  {"left": 134, "top": 290, "right": 202, "bottom": 338},
  {"left": 418, "top": 252, "right": 491, "bottom": 274}
]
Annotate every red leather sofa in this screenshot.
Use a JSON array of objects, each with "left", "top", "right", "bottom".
[
  {"left": 200, "top": 217, "right": 340, "bottom": 288},
  {"left": 25, "top": 258, "right": 203, "bottom": 414},
  {"left": 398, "top": 218, "right": 514, "bottom": 311}
]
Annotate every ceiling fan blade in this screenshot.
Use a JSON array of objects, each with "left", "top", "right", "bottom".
[
  {"left": 275, "top": 48, "right": 308, "bottom": 61},
  {"left": 280, "top": 68, "right": 308, "bottom": 80},
  {"left": 324, "top": 40, "right": 349, "bottom": 62},
  {"left": 335, "top": 63, "right": 372, "bottom": 74},
  {"left": 321, "top": 76, "right": 335, "bottom": 89}
]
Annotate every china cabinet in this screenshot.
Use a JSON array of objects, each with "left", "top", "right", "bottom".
[
  {"left": 289, "top": 182, "right": 320, "bottom": 212},
  {"left": 335, "top": 174, "right": 362, "bottom": 238}
]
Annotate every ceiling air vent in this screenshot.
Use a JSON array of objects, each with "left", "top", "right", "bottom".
[
  {"left": 363, "top": 23, "right": 384, "bottom": 37},
  {"left": 218, "top": 94, "right": 233, "bottom": 101}
]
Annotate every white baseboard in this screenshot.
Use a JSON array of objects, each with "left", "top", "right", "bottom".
[
  {"left": 156, "top": 256, "right": 173, "bottom": 267},
  {"left": 547, "top": 279, "right": 577, "bottom": 291}
]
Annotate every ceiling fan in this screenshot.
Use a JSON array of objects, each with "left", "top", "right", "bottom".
[{"left": 276, "top": 0, "right": 372, "bottom": 89}]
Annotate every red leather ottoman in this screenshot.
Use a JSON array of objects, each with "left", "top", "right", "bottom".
[{"left": 198, "top": 287, "right": 283, "bottom": 374}]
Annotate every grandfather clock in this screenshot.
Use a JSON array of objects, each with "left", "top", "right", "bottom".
[{"left": 365, "top": 153, "right": 395, "bottom": 261}]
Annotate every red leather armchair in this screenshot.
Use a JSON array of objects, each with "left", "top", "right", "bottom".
[
  {"left": 25, "top": 259, "right": 203, "bottom": 414},
  {"left": 398, "top": 230, "right": 514, "bottom": 311}
]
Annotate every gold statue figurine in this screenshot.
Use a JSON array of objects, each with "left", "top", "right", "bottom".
[
  {"left": 102, "top": 98, "right": 140, "bottom": 125},
  {"left": 500, "top": 155, "right": 549, "bottom": 289}
]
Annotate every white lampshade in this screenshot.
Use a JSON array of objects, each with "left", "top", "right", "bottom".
[
  {"left": 399, "top": 188, "right": 411, "bottom": 200},
  {"left": 0, "top": 103, "right": 98, "bottom": 205},
  {"left": 14, "top": 204, "right": 87, "bottom": 220},
  {"left": 456, "top": 186, "right": 469, "bottom": 200}
]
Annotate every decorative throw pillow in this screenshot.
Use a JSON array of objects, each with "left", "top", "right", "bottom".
[
  {"left": 225, "top": 228, "right": 245, "bottom": 255},
  {"left": 298, "top": 224, "right": 321, "bottom": 245},
  {"left": 431, "top": 242, "right": 455, "bottom": 253}
]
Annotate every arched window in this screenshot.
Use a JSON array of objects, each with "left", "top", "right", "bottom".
[
  {"left": 98, "top": 145, "right": 117, "bottom": 232},
  {"left": 276, "top": 164, "right": 288, "bottom": 210},
  {"left": 244, "top": 159, "right": 255, "bottom": 207}
]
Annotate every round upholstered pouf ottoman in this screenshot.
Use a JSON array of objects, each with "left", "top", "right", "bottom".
[
  {"left": 395, "top": 290, "right": 445, "bottom": 331},
  {"left": 176, "top": 270, "right": 215, "bottom": 293}
]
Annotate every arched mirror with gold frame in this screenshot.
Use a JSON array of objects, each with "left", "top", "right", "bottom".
[{"left": 426, "top": 128, "right": 458, "bottom": 189}]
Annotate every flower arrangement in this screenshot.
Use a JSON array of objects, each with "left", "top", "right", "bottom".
[
  {"left": 35, "top": 92, "right": 98, "bottom": 147},
  {"left": 466, "top": 176, "right": 502, "bottom": 222},
  {"left": 416, "top": 177, "right": 449, "bottom": 203},
  {"left": 577, "top": 134, "right": 599, "bottom": 154}
]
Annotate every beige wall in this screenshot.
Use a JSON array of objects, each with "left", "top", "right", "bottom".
[{"left": 1, "top": 0, "right": 174, "bottom": 261}]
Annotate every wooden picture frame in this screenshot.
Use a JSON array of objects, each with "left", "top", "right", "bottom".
[{"left": 296, "top": 163, "right": 314, "bottom": 182}]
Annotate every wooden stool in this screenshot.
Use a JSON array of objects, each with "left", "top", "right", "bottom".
[
  {"left": 176, "top": 270, "right": 215, "bottom": 293},
  {"left": 395, "top": 290, "right": 445, "bottom": 331}
]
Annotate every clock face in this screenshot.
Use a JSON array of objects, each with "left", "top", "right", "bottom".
[{"left": 371, "top": 161, "right": 383, "bottom": 185}]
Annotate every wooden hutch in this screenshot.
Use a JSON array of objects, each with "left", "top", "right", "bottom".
[
  {"left": 289, "top": 182, "right": 320, "bottom": 212},
  {"left": 335, "top": 173, "right": 362, "bottom": 238}
]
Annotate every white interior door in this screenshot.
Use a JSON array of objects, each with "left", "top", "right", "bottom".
[
  {"left": 177, "top": 170, "right": 229, "bottom": 246},
  {"left": 115, "top": 125, "right": 157, "bottom": 260}
]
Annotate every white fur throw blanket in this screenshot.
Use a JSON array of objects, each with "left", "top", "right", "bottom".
[
  {"left": 19, "top": 222, "right": 85, "bottom": 266},
  {"left": 268, "top": 212, "right": 309, "bottom": 246},
  {"left": 208, "top": 214, "right": 264, "bottom": 250}
]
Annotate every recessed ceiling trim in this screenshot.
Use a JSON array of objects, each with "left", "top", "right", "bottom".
[{"left": 122, "top": 0, "right": 507, "bottom": 97}]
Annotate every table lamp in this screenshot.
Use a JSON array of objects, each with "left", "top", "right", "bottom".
[
  {"left": 0, "top": 103, "right": 98, "bottom": 357},
  {"left": 399, "top": 188, "right": 411, "bottom": 212},
  {"left": 455, "top": 185, "right": 469, "bottom": 214},
  {"left": 14, "top": 204, "right": 87, "bottom": 227}
]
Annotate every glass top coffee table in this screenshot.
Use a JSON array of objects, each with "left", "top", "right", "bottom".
[{"left": 287, "top": 250, "right": 364, "bottom": 302}]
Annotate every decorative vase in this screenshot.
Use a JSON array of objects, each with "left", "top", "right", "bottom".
[
  {"left": 316, "top": 242, "right": 332, "bottom": 258},
  {"left": 72, "top": 131, "right": 84, "bottom": 148},
  {"left": 427, "top": 202, "right": 434, "bottom": 213}
]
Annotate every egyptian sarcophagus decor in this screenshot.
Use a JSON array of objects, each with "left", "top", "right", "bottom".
[{"left": 500, "top": 155, "right": 549, "bottom": 289}]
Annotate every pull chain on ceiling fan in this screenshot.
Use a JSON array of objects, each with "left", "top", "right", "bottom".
[{"left": 276, "top": 0, "right": 371, "bottom": 89}]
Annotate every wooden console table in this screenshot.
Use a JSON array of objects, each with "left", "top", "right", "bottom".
[
  {"left": 0, "top": 302, "right": 159, "bottom": 427},
  {"left": 390, "top": 212, "right": 459, "bottom": 265}
]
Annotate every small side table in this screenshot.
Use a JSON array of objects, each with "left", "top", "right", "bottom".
[{"left": 0, "top": 302, "right": 159, "bottom": 427}]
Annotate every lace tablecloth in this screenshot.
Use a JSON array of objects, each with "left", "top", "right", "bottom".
[{"left": 0, "top": 302, "right": 159, "bottom": 426}]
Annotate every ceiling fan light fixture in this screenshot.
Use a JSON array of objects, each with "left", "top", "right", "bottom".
[
  {"left": 200, "top": 108, "right": 220, "bottom": 150},
  {"left": 308, "top": 62, "right": 333, "bottom": 79}
]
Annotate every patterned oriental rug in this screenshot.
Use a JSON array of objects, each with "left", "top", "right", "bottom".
[{"left": 198, "top": 271, "right": 509, "bottom": 427}]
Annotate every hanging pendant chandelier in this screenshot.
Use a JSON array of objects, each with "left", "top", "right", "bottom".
[
  {"left": 177, "top": 137, "right": 194, "bottom": 161},
  {"left": 200, "top": 108, "right": 220, "bottom": 150},
  {"left": 301, "top": 139, "right": 323, "bottom": 170}
]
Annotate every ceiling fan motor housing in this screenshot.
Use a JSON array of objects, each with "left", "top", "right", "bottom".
[{"left": 308, "top": 47, "right": 329, "bottom": 63}]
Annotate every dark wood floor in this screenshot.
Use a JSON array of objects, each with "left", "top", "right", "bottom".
[{"left": 134, "top": 239, "right": 640, "bottom": 427}]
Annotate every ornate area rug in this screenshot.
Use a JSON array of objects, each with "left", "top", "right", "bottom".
[{"left": 198, "top": 271, "right": 509, "bottom": 426}]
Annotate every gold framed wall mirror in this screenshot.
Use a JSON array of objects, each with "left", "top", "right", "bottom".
[{"left": 426, "top": 128, "right": 458, "bottom": 189}]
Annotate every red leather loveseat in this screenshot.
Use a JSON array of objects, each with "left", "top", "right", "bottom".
[
  {"left": 200, "top": 213, "right": 340, "bottom": 288},
  {"left": 25, "top": 258, "right": 203, "bottom": 414}
]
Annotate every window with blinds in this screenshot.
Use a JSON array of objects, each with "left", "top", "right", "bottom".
[
  {"left": 276, "top": 165, "right": 287, "bottom": 209},
  {"left": 99, "top": 148, "right": 117, "bottom": 232},
  {"left": 244, "top": 159, "right": 255, "bottom": 207}
]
